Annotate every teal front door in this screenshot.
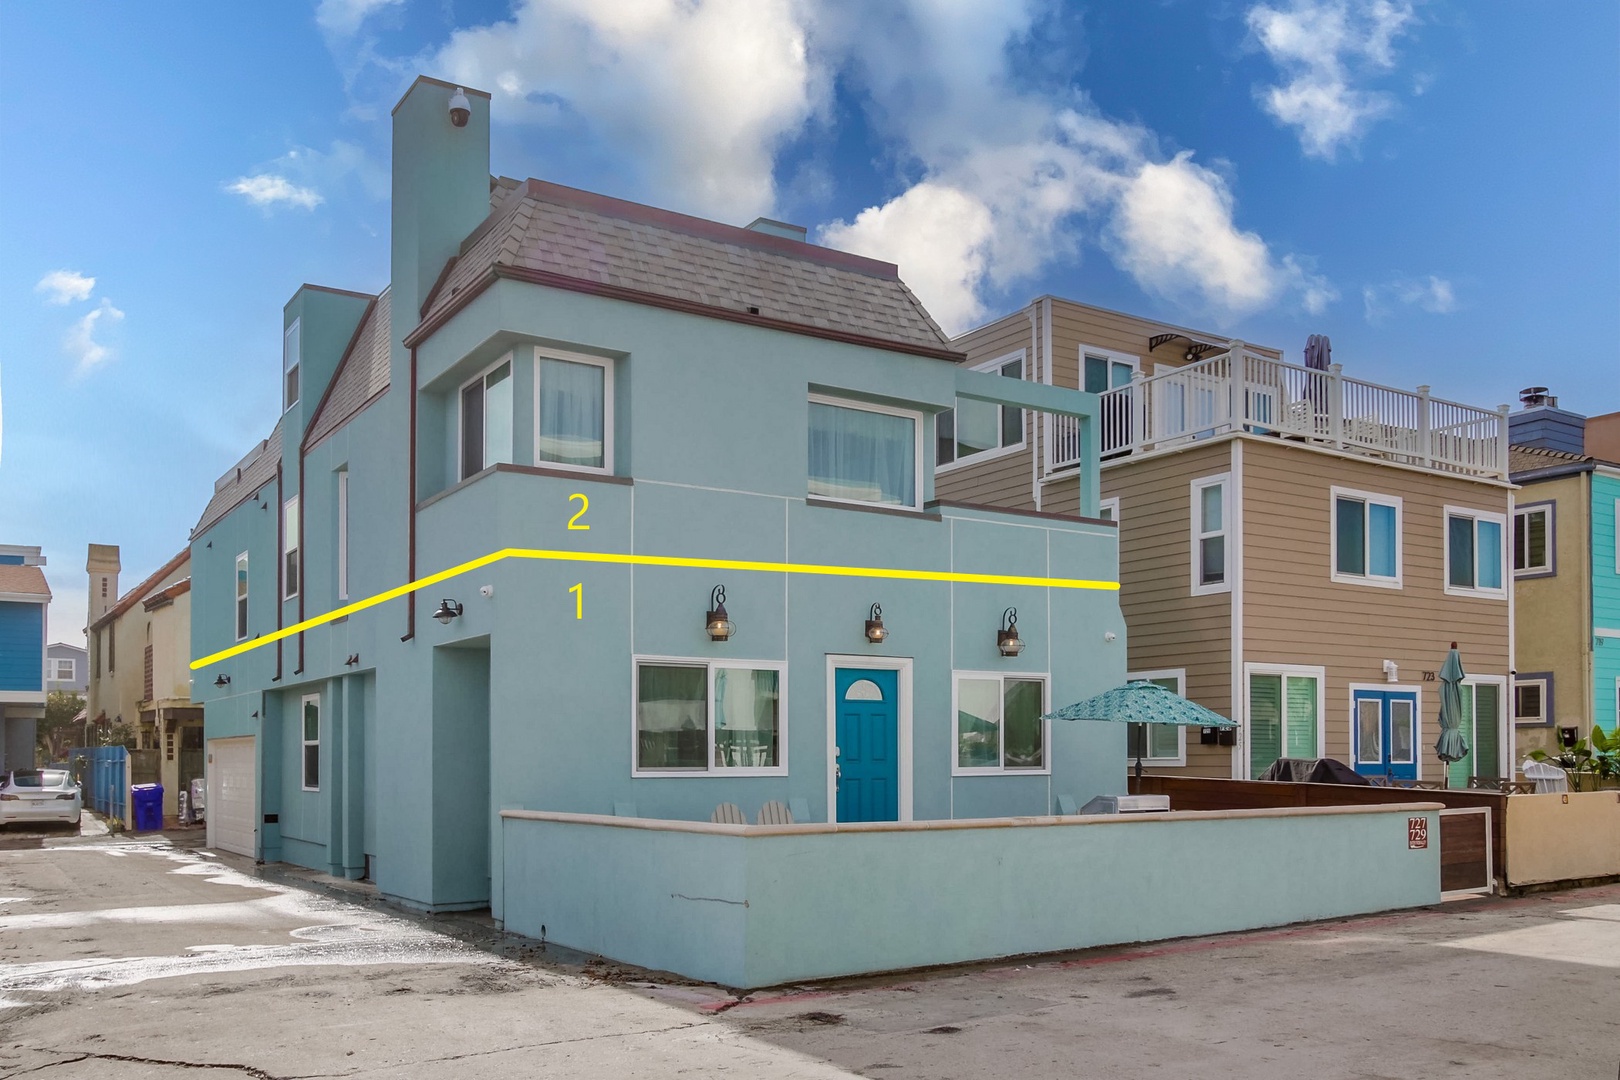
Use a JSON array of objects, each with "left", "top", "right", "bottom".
[
  {"left": 835, "top": 668, "right": 899, "bottom": 823},
  {"left": 1352, "top": 689, "right": 1420, "bottom": 780}
]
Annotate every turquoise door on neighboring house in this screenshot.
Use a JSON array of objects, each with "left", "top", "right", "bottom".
[
  {"left": 1352, "top": 689, "right": 1420, "bottom": 780},
  {"left": 835, "top": 668, "right": 899, "bottom": 823}
]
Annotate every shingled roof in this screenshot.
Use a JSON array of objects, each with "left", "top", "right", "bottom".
[
  {"left": 0, "top": 564, "right": 51, "bottom": 599},
  {"left": 193, "top": 422, "right": 283, "bottom": 538},
  {"left": 1509, "top": 443, "right": 1593, "bottom": 479},
  {"left": 306, "top": 288, "right": 391, "bottom": 450},
  {"left": 413, "top": 178, "right": 956, "bottom": 358}
]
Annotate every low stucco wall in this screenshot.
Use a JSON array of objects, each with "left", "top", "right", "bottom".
[
  {"left": 1505, "top": 792, "right": 1620, "bottom": 886},
  {"left": 501, "top": 804, "right": 1442, "bottom": 988}
]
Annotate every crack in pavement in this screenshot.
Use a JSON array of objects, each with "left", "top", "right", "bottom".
[{"left": 7, "top": 1050, "right": 282, "bottom": 1078}]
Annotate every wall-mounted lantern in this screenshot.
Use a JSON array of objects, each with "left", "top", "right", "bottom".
[
  {"left": 997, "top": 608, "right": 1024, "bottom": 657},
  {"left": 864, "top": 603, "right": 887, "bottom": 644},
  {"left": 705, "top": 585, "right": 733, "bottom": 642},
  {"left": 432, "top": 598, "right": 464, "bottom": 625},
  {"left": 213, "top": 674, "right": 231, "bottom": 688}
]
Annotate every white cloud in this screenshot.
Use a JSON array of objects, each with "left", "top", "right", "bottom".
[
  {"left": 1247, "top": 0, "right": 1416, "bottom": 159},
  {"left": 65, "top": 298, "right": 124, "bottom": 376},
  {"left": 35, "top": 270, "right": 96, "bottom": 305},
  {"left": 316, "top": 0, "right": 403, "bottom": 38},
  {"left": 224, "top": 174, "right": 324, "bottom": 210},
  {"left": 1362, "top": 273, "right": 1456, "bottom": 321}
]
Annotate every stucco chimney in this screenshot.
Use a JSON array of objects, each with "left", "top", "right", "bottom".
[{"left": 86, "top": 543, "right": 120, "bottom": 626}]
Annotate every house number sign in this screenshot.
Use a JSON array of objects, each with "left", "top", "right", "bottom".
[{"left": 1407, "top": 816, "right": 1428, "bottom": 850}]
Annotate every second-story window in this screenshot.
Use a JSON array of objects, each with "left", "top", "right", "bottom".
[
  {"left": 937, "top": 354, "right": 1023, "bottom": 467},
  {"left": 283, "top": 319, "right": 301, "bottom": 412},
  {"left": 1445, "top": 506, "right": 1505, "bottom": 596},
  {"left": 1513, "top": 504, "right": 1552, "bottom": 576},
  {"left": 808, "top": 396, "right": 920, "bottom": 509},
  {"left": 282, "top": 496, "right": 300, "bottom": 600},
  {"left": 235, "top": 552, "right": 249, "bottom": 641},
  {"left": 336, "top": 471, "right": 349, "bottom": 601},
  {"left": 536, "top": 352, "right": 610, "bottom": 472},
  {"left": 460, "top": 358, "right": 513, "bottom": 481},
  {"left": 1332, "top": 488, "right": 1401, "bottom": 587},
  {"left": 1190, "top": 473, "right": 1230, "bottom": 594}
]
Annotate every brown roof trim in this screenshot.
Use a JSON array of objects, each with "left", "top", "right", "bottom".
[
  {"left": 406, "top": 263, "right": 966, "bottom": 363},
  {"left": 390, "top": 75, "right": 491, "bottom": 116},
  {"left": 420, "top": 256, "right": 460, "bottom": 318},
  {"left": 90, "top": 549, "right": 190, "bottom": 632},
  {"left": 523, "top": 178, "right": 901, "bottom": 280},
  {"left": 141, "top": 578, "right": 191, "bottom": 611},
  {"left": 928, "top": 498, "right": 1116, "bottom": 527},
  {"left": 295, "top": 283, "right": 378, "bottom": 303},
  {"left": 303, "top": 296, "right": 379, "bottom": 452},
  {"left": 305, "top": 385, "right": 390, "bottom": 453}
]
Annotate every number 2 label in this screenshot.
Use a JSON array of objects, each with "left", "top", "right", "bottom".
[{"left": 567, "top": 493, "right": 589, "bottom": 530}]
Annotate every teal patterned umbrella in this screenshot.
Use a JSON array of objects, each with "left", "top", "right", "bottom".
[
  {"left": 1434, "top": 643, "right": 1469, "bottom": 781},
  {"left": 1043, "top": 681, "right": 1237, "bottom": 727}
]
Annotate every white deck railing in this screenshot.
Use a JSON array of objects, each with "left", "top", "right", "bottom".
[{"left": 1048, "top": 345, "right": 1509, "bottom": 480}]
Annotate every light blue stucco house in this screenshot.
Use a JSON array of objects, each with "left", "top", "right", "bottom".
[
  {"left": 190, "top": 76, "right": 1125, "bottom": 918},
  {"left": 0, "top": 544, "right": 51, "bottom": 774}
]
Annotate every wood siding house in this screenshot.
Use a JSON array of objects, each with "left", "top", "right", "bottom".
[{"left": 939, "top": 296, "right": 1515, "bottom": 781}]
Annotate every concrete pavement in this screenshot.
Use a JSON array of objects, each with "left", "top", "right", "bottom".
[{"left": 1, "top": 822, "right": 1615, "bottom": 1078}]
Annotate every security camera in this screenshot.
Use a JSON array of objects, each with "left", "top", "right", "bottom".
[{"left": 448, "top": 87, "right": 471, "bottom": 128}]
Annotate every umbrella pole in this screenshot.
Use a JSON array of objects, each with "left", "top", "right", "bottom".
[{"left": 1134, "top": 755, "right": 1144, "bottom": 783}]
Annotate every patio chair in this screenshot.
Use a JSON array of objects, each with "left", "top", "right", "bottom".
[
  {"left": 710, "top": 802, "right": 747, "bottom": 825},
  {"left": 756, "top": 800, "right": 794, "bottom": 825}
]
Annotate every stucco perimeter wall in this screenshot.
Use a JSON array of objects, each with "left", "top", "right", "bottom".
[
  {"left": 1505, "top": 792, "right": 1620, "bottom": 886},
  {"left": 502, "top": 804, "right": 1442, "bottom": 989}
]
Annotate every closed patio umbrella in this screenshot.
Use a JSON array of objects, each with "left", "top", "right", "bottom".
[
  {"left": 1434, "top": 642, "right": 1469, "bottom": 787},
  {"left": 1044, "top": 680, "right": 1237, "bottom": 779}
]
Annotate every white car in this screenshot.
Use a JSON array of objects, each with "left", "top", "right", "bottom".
[{"left": 0, "top": 769, "right": 83, "bottom": 829}]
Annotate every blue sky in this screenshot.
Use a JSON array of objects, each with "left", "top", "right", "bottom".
[{"left": 2, "top": 0, "right": 1616, "bottom": 647}]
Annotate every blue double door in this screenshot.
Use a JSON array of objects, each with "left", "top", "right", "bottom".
[
  {"left": 1352, "top": 689, "right": 1419, "bottom": 780},
  {"left": 835, "top": 668, "right": 899, "bottom": 823}
]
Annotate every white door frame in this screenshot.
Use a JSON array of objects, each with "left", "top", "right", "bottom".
[
  {"left": 825, "top": 655, "right": 913, "bottom": 824},
  {"left": 1347, "top": 682, "right": 1424, "bottom": 781}
]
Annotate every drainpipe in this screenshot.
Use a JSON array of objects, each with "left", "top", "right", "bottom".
[
  {"left": 401, "top": 345, "right": 417, "bottom": 642},
  {"left": 273, "top": 464, "right": 283, "bottom": 683},
  {"left": 295, "top": 438, "right": 305, "bottom": 676}
]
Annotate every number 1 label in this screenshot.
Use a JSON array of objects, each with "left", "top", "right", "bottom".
[{"left": 569, "top": 583, "right": 583, "bottom": 619}]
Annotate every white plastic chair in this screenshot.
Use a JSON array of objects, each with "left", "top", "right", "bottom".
[{"left": 1521, "top": 759, "right": 1569, "bottom": 794}]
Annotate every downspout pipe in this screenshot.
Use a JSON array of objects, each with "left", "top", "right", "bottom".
[{"left": 402, "top": 345, "right": 417, "bottom": 642}]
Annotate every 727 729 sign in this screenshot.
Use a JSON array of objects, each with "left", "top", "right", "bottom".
[{"left": 1408, "top": 816, "right": 1428, "bottom": 850}]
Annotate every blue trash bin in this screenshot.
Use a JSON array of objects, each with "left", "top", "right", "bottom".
[{"left": 131, "top": 783, "right": 164, "bottom": 832}]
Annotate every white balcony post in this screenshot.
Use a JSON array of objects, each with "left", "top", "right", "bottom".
[
  {"left": 1416, "top": 384, "right": 1432, "bottom": 468},
  {"left": 1130, "top": 368, "right": 1147, "bottom": 452},
  {"left": 1496, "top": 404, "right": 1511, "bottom": 480},
  {"left": 1328, "top": 362, "right": 1345, "bottom": 449},
  {"left": 1227, "top": 340, "right": 1247, "bottom": 433}
]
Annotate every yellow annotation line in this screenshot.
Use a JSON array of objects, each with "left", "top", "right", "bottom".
[{"left": 191, "top": 547, "right": 1119, "bottom": 670}]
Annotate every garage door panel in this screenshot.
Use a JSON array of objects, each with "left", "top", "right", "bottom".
[{"left": 208, "top": 737, "right": 256, "bottom": 858}]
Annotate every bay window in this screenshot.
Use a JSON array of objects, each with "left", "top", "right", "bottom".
[
  {"left": 536, "top": 352, "right": 610, "bottom": 472},
  {"left": 459, "top": 358, "right": 513, "bottom": 481},
  {"left": 808, "top": 397, "right": 920, "bottom": 509}
]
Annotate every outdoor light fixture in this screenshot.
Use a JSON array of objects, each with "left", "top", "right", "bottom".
[
  {"left": 344, "top": 653, "right": 360, "bottom": 667},
  {"left": 997, "top": 608, "right": 1024, "bottom": 657},
  {"left": 705, "top": 585, "right": 733, "bottom": 641},
  {"left": 432, "top": 598, "right": 464, "bottom": 625},
  {"left": 213, "top": 674, "right": 230, "bottom": 687},
  {"left": 864, "top": 603, "right": 887, "bottom": 644},
  {"left": 448, "top": 87, "right": 471, "bottom": 127}
]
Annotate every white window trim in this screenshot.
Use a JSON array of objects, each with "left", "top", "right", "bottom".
[
  {"left": 1078, "top": 344, "right": 1141, "bottom": 386},
  {"left": 234, "top": 552, "right": 249, "bottom": 642},
  {"left": 629, "top": 655, "right": 789, "bottom": 778},
  {"left": 1347, "top": 683, "right": 1424, "bottom": 781},
  {"left": 533, "top": 345, "right": 616, "bottom": 477},
  {"left": 1511, "top": 502, "right": 1554, "bottom": 577},
  {"left": 457, "top": 352, "right": 517, "bottom": 483},
  {"left": 1190, "top": 472, "right": 1232, "bottom": 596},
  {"left": 1512, "top": 676, "right": 1549, "bottom": 726},
  {"left": 1443, "top": 504, "right": 1508, "bottom": 599},
  {"left": 1098, "top": 496, "right": 1120, "bottom": 523},
  {"left": 1243, "top": 663, "right": 1327, "bottom": 778},
  {"left": 950, "top": 670, "right": 1052, "bottom": 776},
  {"left": 283, "top": 318, "right": 301, "bottom": 413},
  {"left": 1126, "top": 668, "right": 1186, "bottom": 766},
  {"left": 935, "top": 349, "right": 1028, "bottom": 474},
  {"left": 1329, "top": 485, "right": 1403, "bottom": 589},
  {"left": 282, "top": 495, "right": 300, "bottom": 601},
  {"left": 52, "top": 658, "right": 77, "bottom": 681},
  {"left": 300, "top": 694, "right": 320, "bottom": 792},
  {"left": 336, "top": 471, "right": 349, "bottom": 601},
  {"left": 807, "top": 393, "right": 926, "bottom": 512}
]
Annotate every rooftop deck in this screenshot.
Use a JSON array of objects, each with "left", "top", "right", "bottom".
[{"left": 1050, "top": 346, "right": 1509, "bottom": 481}]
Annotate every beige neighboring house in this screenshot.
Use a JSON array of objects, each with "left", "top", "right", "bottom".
[
  {"left": 86, "top": 545, "right": 202, "bottom": 819},
  {"left": 939, "top": 297, "right": 1514, "bottom": 783}
]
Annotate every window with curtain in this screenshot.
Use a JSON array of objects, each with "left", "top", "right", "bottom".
[
  {"left": 1333, "top": 490, "right": 1400, "bottom": 584},
  {"left": 937, "top": 355, "right": 1024, "bottom": 466},
  {"left": 1127, "top": 674, "right": 1183, "bottom": 762},
  {"left": 1446, "top": 509, "right": 1505, "bottom": 593},
  {"left": 636, "top": 663, "right": 708, "bottom": 770},
  {"left": 1191, "top": 475, "right": 1229, "bottom": 593},
  {"left": 1248, "top": 670, "right": 1320, "bottom": 776},
  {"left": 460, "top": 359, "right": 513, "bottom": 481},
  {"left": 808, "top": 399, "right": 917, "bottom": 508},
  {"left": 713, "top": 667, "right": 780, "bottom": 768},
  {"left": 955, "top": 674, "right": 1046, "bottom": 772},
  {"left": 537, "top": 355, "right": 608, "bottom": 470},
  {"left": 1512, "top": 505, "right": 1552, "bottom": 575},
  {"left": 301, "top": 695, "right": 320, "bottom": 790},
  {"left": 635, "top": 661, "right": 785, "bottom": 773}
]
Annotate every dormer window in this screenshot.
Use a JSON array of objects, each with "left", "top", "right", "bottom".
[{"left": 283, "top": 319, "right": 301, "bottom": 412}]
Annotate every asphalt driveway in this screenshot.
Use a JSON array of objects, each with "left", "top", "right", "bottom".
[{"left": 0, "top": 824, "right": 1614, "bottom": 1078}]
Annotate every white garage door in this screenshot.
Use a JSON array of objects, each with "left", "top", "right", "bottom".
[{"left": 207, "top": 737, "right": 256, "bottom": 858}]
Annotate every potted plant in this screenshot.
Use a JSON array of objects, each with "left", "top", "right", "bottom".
[{"left": 1529, "top": 726, "right": 1620, "bottom": 791}]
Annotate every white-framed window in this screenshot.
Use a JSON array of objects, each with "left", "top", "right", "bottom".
[
  {"left": 953, "top": 671, "right": 1049, "bottom": 774},
  {"left": 1081, "top": 347, "right": 1137, "bottom": 394},
  {"left": 1127, "top": 669, "right": 1185, "bottom": 766},
  {"left": 1445, "top": 506, "right": 1507, "bottom": 597},
  {"left": 1190, "top": 473, "right": 1231, "bottom": 595},
  {"left": 301, "top": 694, "right": 320, "bottom": 791},
  {"left": 808, "top": 395, "right": 922, "bottom": 510},
  {"left": 936, "top": 351, "right": 1025, "bottom": 469},
  {"left": 1513, "top": 676, "right": 1549, "bottom": 726},
  {"left": 1331, "top": 487, "right": 1402, "bottom": 588},
  {"left": 1512, "top": 503, "right": 1553, "bottom": 576},
  {"left": 535, "top": 348, "right": 613, "bottom": 474},
  {"left": 51, "top": 658, "right": 76, "bottom": 681},
  {"left": 1098, "top": 497, "right": 1120, "bottom": 523},
  {"left": 1246, "top": 664, "right": 1324, "bottom": 777},
  {"left": 282, "top": 495, "right": 300, "bottom": 600},
  {"left": 633, "top": 658, "right": 786, "bottom": 776},
  {"left": 459, "top": 356, "right": 515, "bottom": 481},
  {"left": 234, "top": 552, "right": 249, "bottom": 642},
  {"left": 336, "top": 470, "right": 349, "bottom": 601},
  {"left": 283, "top": 319, "right": 301, "bottom": 412}
]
